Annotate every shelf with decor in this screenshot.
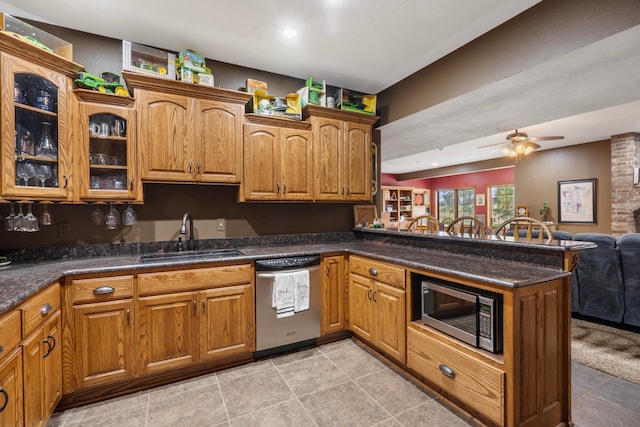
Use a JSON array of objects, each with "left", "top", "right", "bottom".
[{"left": 381, "top": 186, "right": 413, "bottom": 229}]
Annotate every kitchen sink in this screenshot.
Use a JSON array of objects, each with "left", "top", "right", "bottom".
[{"left": 139, "top": 249, "right": 245, "bottom": 263}]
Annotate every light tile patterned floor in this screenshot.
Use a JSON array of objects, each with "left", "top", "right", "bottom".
[{"left": 47, "top": 338, "right": 640, "bottom": 427}]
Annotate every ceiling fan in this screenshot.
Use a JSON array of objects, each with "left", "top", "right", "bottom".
[{"left": 479, "top": 129, "right": 565, "bottom": 158}]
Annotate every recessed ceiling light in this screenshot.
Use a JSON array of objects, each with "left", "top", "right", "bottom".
[
  {"left": 283, "top": 28, "right": 298, "bottom": 38},
  {"left": 432, "top": 163, "right": 438, "bottom": 166}
]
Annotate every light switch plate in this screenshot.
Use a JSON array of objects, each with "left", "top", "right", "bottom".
[{"left": 216, "top": 218, "right": 225, "bottom": 231}]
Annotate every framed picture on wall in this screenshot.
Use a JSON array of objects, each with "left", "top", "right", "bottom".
[
  {"left": 558, "top": 178, "right": 597, "bottom": 223},
  {"left": 476, "top": 194, "right": 485, "bottom": 206}
]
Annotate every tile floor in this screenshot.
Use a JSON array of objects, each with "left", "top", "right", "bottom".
[{"left": 46, "top": 338, "right": 640, "bottom": 427}]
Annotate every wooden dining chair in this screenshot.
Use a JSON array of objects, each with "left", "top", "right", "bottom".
[
  {"left": 406, "top": 214, "right": 441, "bottom": 233},
  {"left": 446, "top": 216, "right": 487, "bottom": 237},
  {"left": 494, "top": 216, "right": 554, "bottom": 242}
]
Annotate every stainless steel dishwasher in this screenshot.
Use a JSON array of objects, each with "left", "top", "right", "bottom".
[{"left": 255, "top": 255, "right": 321, "bottom": 355}]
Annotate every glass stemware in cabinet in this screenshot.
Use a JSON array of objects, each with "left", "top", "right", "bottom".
[
  {"left": 122, "top": 203, "right": 137, "bottom": 226},
  {"left": 16, "top": 161, "right": 36, "bottom": 186},
  {"left": 23, "top": 203, "right": 39, "bottom": 232},
  {"left": 35, "top": 164, "right": 52, "bottom": 187},
  {"left": 35, "top": 121, "right": 57, "bottom": 159},
  {"left": 105, "top": 203, "right": 120, "bottom": 230}
]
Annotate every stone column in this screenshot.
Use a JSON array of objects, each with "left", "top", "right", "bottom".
[{"left": 611, "top": 132, "right": 640, "bottom": 235}]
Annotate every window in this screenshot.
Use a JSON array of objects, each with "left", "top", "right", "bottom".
[
  {"left": 489, "top": 184, "right": 515, "bottom": 227},
  {"left": 437, "top": 188, "right": 475, "bottom": 223}
]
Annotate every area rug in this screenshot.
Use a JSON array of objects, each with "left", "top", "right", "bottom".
[{"left": 571, "top": 318, "right": 640, "bottom": 384}]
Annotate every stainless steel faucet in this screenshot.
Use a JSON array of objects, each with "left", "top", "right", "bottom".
[{"left": 179, "top": 212, "right": 195, "bottom": 251}]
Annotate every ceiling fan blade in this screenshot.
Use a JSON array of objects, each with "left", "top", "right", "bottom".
[
  {"left": 528, "top": 135, "right": 564, "bottom": 142},
  {"left": 477, "top": 141, "right": 509, "bottom": 149},
  {"left": 528, "top": 141, "right": 541, "bottom": 149},
  {"left": 489, "top": 145, "right": 507, "bottom": 153}
]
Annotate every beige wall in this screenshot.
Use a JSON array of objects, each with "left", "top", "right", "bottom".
[{"left": 515, "top": 140, "right": 612, "bottom": 234}]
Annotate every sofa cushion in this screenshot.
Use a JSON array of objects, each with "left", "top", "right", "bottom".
[
  {"left": 573, "top": 233, "right": 624, "bottom": 323},
  {"left": 617, "top": 233, "right": 640, "bottom": 327}
]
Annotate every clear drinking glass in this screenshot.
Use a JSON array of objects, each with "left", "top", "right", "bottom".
[
  {"left": 122, "top": 203, "right": 137, "bottom": 226},
  {"left": 14, "top": 203, "right": 25, "bottom": 232},
  {"left": 35, "top": 164, "right": 52, "bottom": 187},
  {"left": 16, "top": 161, "right": 36, "bottom": 186},
  {"left": 39, "top": 203, "right": 53, "bottom": 226},
  {"left": 4, "top": 202, "right": 15, "bottom": 231},
  {"left": 105, "top": 203, "right": 120, "bottom": 230},
  {"left": 23, "top": 203, "right": 39, "bottom": 232},
  {"left": 91, "top": 205, "right": 105, "bottom": 226}
]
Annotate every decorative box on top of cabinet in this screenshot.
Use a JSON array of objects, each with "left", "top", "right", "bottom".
[
  {"left": 123, "top": 71, "right": 252, "bottom": 184},
  {"left": 303, "top": 105, "right": 379, "bottom": 202},
  {"left": 0, "top": 32, "right": 83, "bottom": 201},
  {"left": 72, "top": 89, "right": 142, "bottom": 202},
  {"left": 241, "top": 114, "right": 313, "bottom": 201}
]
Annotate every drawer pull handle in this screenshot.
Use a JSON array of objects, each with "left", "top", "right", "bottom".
[
  {"left": 0, "top": 388, "right": 8, "bottom": 413},
  {"left": 439, "top": 364, "right": 455, "bottom": 378},
  {"left": 93, "top": 286, "right": 115, "bottom": 295},
  {"left": 368, "top": 268, "right": 378, "bottom": 276},
  {"left": 40, "top": 303, "right": 52, "bottom": 316}
]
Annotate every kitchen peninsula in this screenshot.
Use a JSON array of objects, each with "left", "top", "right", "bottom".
[{"left": 0, "top": 230, "right": 594, "bottom": 427}]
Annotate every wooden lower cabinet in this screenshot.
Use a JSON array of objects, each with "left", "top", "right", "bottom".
[
  {"left": 348, "top": 256, "right": 406, "bottom": 363},
  {"left": 23, "top": 310, "right": 61, "bottom": 427},
  {"left": 0, "top": 347, "right": 23, "bottom": 427},
  {"left": 320, "top": 255, "right": 346, "bottom": 335}
]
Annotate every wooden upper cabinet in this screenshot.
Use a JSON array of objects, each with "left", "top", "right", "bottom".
[
  {"left": 123, "top": 72, "right": 251, "bottom": 184},
  {"left": 0, "top": 36, "right": 82, "bottom": 201},
  {"left": 304, "top": 105, "right": 378, "bottom": 202},
  {"left": 242, "top": 115, "right": 313, "bottom": 201}
]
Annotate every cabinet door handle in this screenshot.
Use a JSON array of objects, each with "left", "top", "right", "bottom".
[
  {"left": 197, "top": 162, "right": 201, "bottom": 174},
  {"left": 129, "top": 177, "right": 134, "bottom": 191},
  {"left": 372, "top": 290, "right": 377, "bottom": 303},
  {"left": 47, "top": 334, "right": 56, "bottom": 353},
  {"left": 368, "top": 289, "right": 373, "bottom": 301},
  {"left": 193, "top": 300, "right": 197, "bottom": 315},
  {"left": 42, "top": 338, "right": 52, "bottom": 358},
  {"left": 40, "top": 303, "right": 53, "bottom": 316},
  {"left": 276, "top": 182, "right": 280, "bottom": 194},
  {"left": 346, "top": 185, "right": 350, "bottom": 195},
  {"left": 63, "top": 174, "right": 68, "bottom": 189},
  {"left": 341, "top": 185, "right": 345, "bottom": 195},
  {"left": 439, "top": 364, "right": 455, "bottom": 378},
  {"left": 189, "top": 162, "right": 193, "bottom": 174},
  {"left": 126, "top": 309, "right": 131, "bottom": 325},
  {"left": 93, "top": 286, "right": 115, "bottom": 295},
  {"left": 283, "top": 183, "right": 287, "bottom": 194},
  {"left": 0, "top": 388, "right": 8, "bottom": 413},
  {"left": 368, "top": 268, "right": 378, "bottom": 276},
  {"left": 0, "top": 345, "right": 3, "bottom": 355}
]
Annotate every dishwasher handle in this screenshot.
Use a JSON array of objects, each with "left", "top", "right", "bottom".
[{"left": 256, "top": 265, "right": 320, "bottom": 279}]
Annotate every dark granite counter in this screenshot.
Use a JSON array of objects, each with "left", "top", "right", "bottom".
[{"left": 0, "top": 230, "right": 587, "bottom": 315}]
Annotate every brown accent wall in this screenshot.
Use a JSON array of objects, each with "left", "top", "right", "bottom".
[{"left": 514, "top": 141, "right": 612, "bottom": 235}]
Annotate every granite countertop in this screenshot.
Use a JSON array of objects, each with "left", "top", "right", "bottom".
[{"left": 0, "top": 240, "right": 571, "bottom": 315}]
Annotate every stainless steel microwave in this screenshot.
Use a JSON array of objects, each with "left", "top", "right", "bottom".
[{"left": 421, "top": 280, "right": 503, "bottom": 353}]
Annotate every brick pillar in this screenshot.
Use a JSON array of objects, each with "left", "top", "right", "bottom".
[{"left": 611, "top": 132, "right": 640, "bottom": 236}]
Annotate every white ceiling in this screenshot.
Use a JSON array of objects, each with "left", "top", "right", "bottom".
[{"left": 2, "top": 0, "right": 638, "bottom": 175}]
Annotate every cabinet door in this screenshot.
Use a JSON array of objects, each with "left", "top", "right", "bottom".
[
  {"left": 243, "top": 124, "right": 280, "bottom": 200},
  {"left": 2, "top": 53, "right": 72, "bottom": 201},
  {"left": 347, "top": 274, "right": 374, "bottom": 342},
  {"left": 197, "top": 99, "right": 243, "bottom": 184},
  {"left": 374, "top": 282, "right": 406, "bottom": 363},
  {"left": 198, "top": 283, "right": 254, "bottom": 360},
  {"left": 76, "top": 101, "right": 140, "bottom": 201},
  {"left": 312, "top": 117, "right": 344, "bottom": 201},
  {"left": 321, "top": 255, "right": 346, "bottom": 335},
  {"left": 343, "top": 122, "right": 371, "bottom": 201},
  {"left": 136, "top": 90, "right": 193, "bottom": 181},
  {"left": 137, "top": 292, "right": 196, "bottom": 374},
  {"left": 22, "top": 324, "right": 46, "bottom": 427},
  {"left": 0, "top": 348, "right": 23, "bottom": 427},
  {"left": 43, "top": 311, "right": 61, "bottom": 421},
  {"left": 281, "top": 128, "right": 314, "bottom": 201},
  {"left": 73, "top": 300, "right": 134, "bottom": 388}
]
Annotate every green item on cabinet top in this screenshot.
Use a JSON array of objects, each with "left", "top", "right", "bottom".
[
  {"left": 75, "top": 72, "right": 130, "bottom": 96},
  {"left": 177, "top": 50, "right": 206, "bottom": 73}
]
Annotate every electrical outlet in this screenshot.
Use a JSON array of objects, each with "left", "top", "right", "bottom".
[{"left": 216, "top": 218, "right": 225, "bottom": 231}]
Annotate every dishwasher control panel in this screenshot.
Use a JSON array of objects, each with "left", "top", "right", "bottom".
[{"left": 255, "top": 255, "right": 321, "bottom": 271}]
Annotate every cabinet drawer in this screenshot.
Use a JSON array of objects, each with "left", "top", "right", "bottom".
[
  {"left": 138, "top": 263, "right": 253, "bottom": 295},
  {"left": 71, "top": 275, "right": 134, "bottom": 304},
  {"left": 21, "top": 282, "right": 61, "bottom": 338},
  {"left": 0, "top": 310, "right": 21, "bottom": 360},
  {"left": 407, "top": 327, "right": 504, "bottom": 425},
  {"left": 349, "top": 255, "right": 405, "bottom": 289}
]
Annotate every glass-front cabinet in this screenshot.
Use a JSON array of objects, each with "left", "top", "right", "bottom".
[
  {"left": 1, "top": 53, "right": 74, "bottom": 201},
  {"left": 73, "top": 90, "right": 140, "bottom": 202}
]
